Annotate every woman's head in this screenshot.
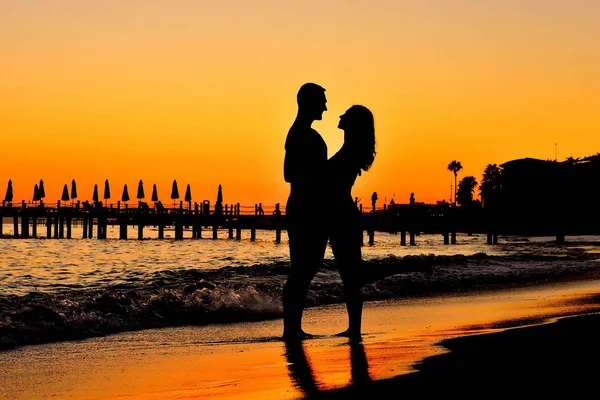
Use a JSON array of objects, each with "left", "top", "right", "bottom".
[{"left": 338, "top": 105, "right": 376, "bottom": 172}]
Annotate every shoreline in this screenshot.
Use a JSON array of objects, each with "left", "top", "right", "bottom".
[
  {"left": 2, "top": 268, "right": 599, "bottom": 353},
  {"left": 2, "top": 279, "right": 600, "bottom": 399}
]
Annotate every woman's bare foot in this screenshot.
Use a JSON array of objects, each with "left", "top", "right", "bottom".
[{"left": 334, "top": 329, "right": 362, "bottom": 341}]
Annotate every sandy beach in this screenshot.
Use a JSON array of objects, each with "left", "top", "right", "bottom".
[{"left": 1, "top": 277, "right": 600, "bottom": 399}]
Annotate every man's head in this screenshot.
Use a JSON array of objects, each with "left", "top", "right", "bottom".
[{"left": 297, "top": 83, "right": 327, "bottom": 121}]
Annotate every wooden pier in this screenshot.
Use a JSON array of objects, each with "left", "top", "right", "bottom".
[{"left": 0, "top": 199, "right": 596, "bottom": 246}]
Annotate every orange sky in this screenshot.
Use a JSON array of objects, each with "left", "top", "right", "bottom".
[{"left": 1, "top": 1, "right": 599, "bottom": 208}]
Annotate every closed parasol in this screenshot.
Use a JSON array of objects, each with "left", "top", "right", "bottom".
[
  {"left": 103, "top": 179, "right": 111, "bottom": 205},
  {"left": 121, "top": 184, "right": 130, "bottom": 202},
  {"left": 137, "top": 180, "right": 145, "bottom": 200},
  {"left": 215, "top": 184, "right": 223, "bottom": 215},
  {"left": 70, "top": 179, "right": 78, "bottom": 200},
  {"left": 4, "top": 180, "right": 13, "bottom": 203},
  {"left": 184, "top": 184, "right": 192, "bottom": 203},
  {"left": 170, "top": 180, "right": 180, "bottom": 207},
  {"left": 33, "top": 184, "right": 41, "bottom": 202},
  {"left": 61, "top": 184, "right": 70, "bottom": 201},
  {"left": 151, "top": 184, "right": 158, "bottom": 202},
  {"left": 216, "top": 184, "right": 223, "bottom": 204},
  {"left": 92, "top": 184, "right": 99, "bottom": 203},
  {"left": 39, "top": 179, "right": 45, "bottom": 199}
]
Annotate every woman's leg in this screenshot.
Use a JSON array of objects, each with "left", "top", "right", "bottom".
[
  {"left": 338, "top": 255, "right": 362, "bottom": 338},
  {"left": 331, "top": 227, "right": 363, "bottom": 338}
]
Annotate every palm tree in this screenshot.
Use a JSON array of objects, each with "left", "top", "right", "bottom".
[
  {"left": 456, "top": 176, "right": 478, "bottom": 207},
  {"left": 480, "top": 164, "right": 503, "bottom": 208},
  {"left": 447, "top": 160, "right": 463, "bottom": 205},
  {"left": 565, "top": 156, "right": 580, "bottom": 166}
]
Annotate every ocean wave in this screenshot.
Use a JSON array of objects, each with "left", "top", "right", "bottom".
[{"left": 1, "top": 252, "right": 599, "bottom": 351}]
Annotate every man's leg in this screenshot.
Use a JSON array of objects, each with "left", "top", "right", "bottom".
[{"left": 282, "top": 224, "right": 324, "bottom": 338}]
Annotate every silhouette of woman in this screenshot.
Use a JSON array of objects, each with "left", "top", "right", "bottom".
[{"left": 327, "top": 105, "right": 376, "bottom": 339}]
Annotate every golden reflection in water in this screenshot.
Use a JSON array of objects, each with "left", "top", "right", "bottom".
[{"left": 284, "top": 338, "right": 372, "bottom": 396}]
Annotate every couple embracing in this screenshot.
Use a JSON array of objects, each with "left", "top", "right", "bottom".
[{"left": 282, "top": 82, "right": 376, "bottom": 341}]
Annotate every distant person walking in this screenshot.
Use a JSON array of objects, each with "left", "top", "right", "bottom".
[
  {"left": 409, "top": 192, "right": 415, "bottom": 205},
  {"left": 327, "top": 105, "right": 376, "bottom": 339},
  {"left": 282, "top": 82, "right": 329, "bottom": 340}
]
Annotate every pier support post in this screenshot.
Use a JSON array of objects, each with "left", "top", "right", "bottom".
[
  {"left": 138, "top": 223, "right": 143, "bottom": 240},
  {"left": 228, "top": 224, "right": 234, "bottom": 239},
  {"left": 13, "top": 215, "right": 19, "bottom": 238},
  {"left": 119, "top": 219, "right": 128, "bottom": 240},
  {"left": 443, "top": 232, "right": 449, "bottom": 245},
  {"left": 275, "top": 228, "right": 281, "bottom": 243},
  {"left": 451, "top": 232, "right": 456, "bottom": 244},
  {"left": 21, "top": 214, "right": 30, "bottom": 238},
  {"left": 410, "top": 231, "right": 416, "bottom": 246},
  {"left": 46, "top": 217, "right": 52, "bottom": 238},
  {"left": 59, "top": 217, "right": 65, "bottom": 239},
  {"left": 20, "top": 201, "right": 29, "bottom": 239},
  {"left": 83, "top": 218, "right": 88, "bottom": 238},
  {"left": 213, "top": 223, "right": 218, "bottom": 240},
  {"left": 400, "top": 231, "right": 406, "bottom": 246},
  {"left": 66, "top": 217, "right": 72, "bottom": 239},
  {"left": 236, "top": 226, "right": 241, "bottom": 240},
  {"left": 96, "top": 219, "right": 101, "bottom": 239},
  {"left": 31, "top": 217, "right": 37, "bottom": 238},
  {"left": 175, "top": 221, "right": 184, "bottom": 239},
  {"left": 158, "top": 224, "right": 164, "bottom": 239},
  {"left": 250, "top": 227, "right": 256, "bottom": 241},
  {"left": 53, "top": 215, "right": 59, "bottom": 238},
  {"left": 368, "top": 230, "right": 374, "bottom": 245},
  {"left": 88, "top": 216, "right": 93, "bottom": 238}
]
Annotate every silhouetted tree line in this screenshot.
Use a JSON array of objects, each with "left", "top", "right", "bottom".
[{"left": 447, "top": 153, "right": 600, "bottom": 234}]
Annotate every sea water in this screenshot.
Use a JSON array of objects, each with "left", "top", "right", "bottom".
[{"left": 1, "top": 223, "right": 600, "bottom": 350}]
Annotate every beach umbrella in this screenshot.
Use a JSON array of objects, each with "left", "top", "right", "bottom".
[
  {"left": 151, "top": 184, "right": 158, "bottom": 202},
  {"left": 61, "top": 184, "right": 70, "bottom": 202},
  {"left": 38, "top": 179, "right": 45, "bottom": 199},
  {"left": 92, "top": 184, "right": 99, "bottom": 203},
  {"left": 170, "top": 180, "right": 180, "bottom": 207},
  {"left": 121, "top": 184, "right": 130, "bottom": 202},
  {"left": 184, "top": 184, "right": 192, "bottom": 203},
  {"left": 4, "top": 179, "right": 13, "bottom": 202},
  {"left": 136, "top": 180, "right": 145, "bottom": 200},
  {"left": 103, "top": 179, "right": 111, "bottom": 205},
  {"left": 216, "top": 184, "right": 223, "bottom": 204},
  {"left": 70, "top": 179, "right": 78, "bottom": 200},
  {"left": 33, "top": 184, "right": 41, "bottom": 202},
  {"left": 215, "top": 184, "right": 223, "bottom": 215}
]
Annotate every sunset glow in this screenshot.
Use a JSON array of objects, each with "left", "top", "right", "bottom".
[{"left": 2, "top": 0, "right": 599, "bottom": 207}]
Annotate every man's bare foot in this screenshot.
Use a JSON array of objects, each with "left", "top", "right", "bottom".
[{"left": 282, "top": 330, "right": 315, "bottom": 341}]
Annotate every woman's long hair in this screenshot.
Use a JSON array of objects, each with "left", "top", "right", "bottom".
[{"left": 345, "top": 105, "right": 376, "bottom": 173}]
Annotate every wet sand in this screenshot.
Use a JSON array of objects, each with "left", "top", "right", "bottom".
[{"left": 1, "top": 279, "right": 600, "bottom": 399}]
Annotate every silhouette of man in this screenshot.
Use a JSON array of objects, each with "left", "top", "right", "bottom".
[{"left": 282, "top": 82, "right": 328, "bottom": 339}]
